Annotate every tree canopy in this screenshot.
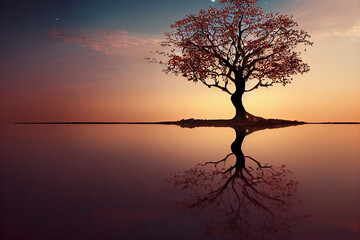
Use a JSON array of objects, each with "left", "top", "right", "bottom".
[{"left": 150, "top": 0, "right": 313, "bottom": 121}]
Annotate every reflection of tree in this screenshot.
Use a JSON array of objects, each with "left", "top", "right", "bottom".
[{"left": 166, "top": 126, "right": 301, "bottom": 239}]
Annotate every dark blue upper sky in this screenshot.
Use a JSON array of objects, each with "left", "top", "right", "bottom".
[
  {"left": 1, "top": 0, "right": 212, "bottom": 33},
  {"left": 0, "top": 0, "right": 291, "bottom": 33}
]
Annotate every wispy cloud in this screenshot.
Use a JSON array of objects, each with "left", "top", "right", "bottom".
[
  {"left": 289, "top": 0, "right": 360, "bottom": 40},
  {"left": 50, "top": 29, "right": 160, "bottom": 54},
  {"left": 333, "top": 25, "right": 360, "bottom": 38}
]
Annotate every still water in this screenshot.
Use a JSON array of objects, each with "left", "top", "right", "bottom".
[{"left": 0, "top": 124, "right": 359, "bottom": 240}]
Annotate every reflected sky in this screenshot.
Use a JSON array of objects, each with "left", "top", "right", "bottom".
[{"left": 0, "top": 124, "right": 359, "bottom": 239}]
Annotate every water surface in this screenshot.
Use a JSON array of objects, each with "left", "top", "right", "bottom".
[{"left": 0, "top": 124, "right": 359, "bottom": 239}]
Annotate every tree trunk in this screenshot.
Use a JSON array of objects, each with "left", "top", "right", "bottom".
[
  {"left": 231, "top": 87, "right": 247, "bottom": 121},
  {"left": 231, "top": 79, "right": 249, "bottom": 122},
  {"left": 231, "top": 79, "right": 264, "bottom": 123}
]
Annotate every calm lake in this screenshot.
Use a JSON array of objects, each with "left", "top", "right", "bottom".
[{"left": 0, "top": 124, "right": 359, "bottom": 240}]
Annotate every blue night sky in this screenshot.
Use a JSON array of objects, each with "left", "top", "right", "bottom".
[{"left": 1, "top": 0, "right": 288, "bottom": 31}]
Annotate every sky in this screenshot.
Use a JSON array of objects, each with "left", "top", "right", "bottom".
[{"left": 0, "top": 0, "right": 359, "bottom": 123}]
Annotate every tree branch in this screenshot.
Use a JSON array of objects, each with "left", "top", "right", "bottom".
[
  {"left": 197, "top": 153, "right": 234, "bottom": 167},
  {"left": 244, "top": 79, "right": 273, "bottom": 92},
  {"left": 245, "top": 156, "right": 271, "bottom": 168}
]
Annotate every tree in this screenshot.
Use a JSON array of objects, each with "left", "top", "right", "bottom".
[{"left": 153, "top": 0, "right": 313, "bottom": 121}]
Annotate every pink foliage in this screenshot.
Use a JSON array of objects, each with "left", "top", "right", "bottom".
[{"left": 153, "top": 0, "right": 313, "bottom": 94}]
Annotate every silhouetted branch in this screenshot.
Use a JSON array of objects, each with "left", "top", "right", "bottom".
[
  {"left": 245, "top": 155, "right": 271, "bottom": 168},
  {"left": 245, "top": 79, "right": 274, "bottom": 92},
  {"left": 197, "top": 153, "right": 234, "bottom": 167},
  {"left": 200, "top": 78, "right": 232, "bottom": 94}
]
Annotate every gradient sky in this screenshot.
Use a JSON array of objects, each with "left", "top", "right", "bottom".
[{"left": 0, "top": 0, "right": 359, "bottom": 122}]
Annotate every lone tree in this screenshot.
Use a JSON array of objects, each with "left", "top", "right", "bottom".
[{"left": 152, "top": 0, "right": 312, "bottom": 122}]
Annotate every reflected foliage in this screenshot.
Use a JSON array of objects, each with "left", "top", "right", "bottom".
[{"left": 166, "top": 127, "right": 302, "bottom": 239}]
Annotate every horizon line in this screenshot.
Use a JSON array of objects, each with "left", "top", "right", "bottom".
[{"left": 13, "top": 121, "right": 360, "bottom": 125}]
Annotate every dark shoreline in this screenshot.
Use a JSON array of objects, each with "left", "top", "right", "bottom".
[
  {"left": 13, "top": 119, "right": 360, "bottom": 129},
  {"left": 14, "top": 122, "right": 177, "bottom": 125}
]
